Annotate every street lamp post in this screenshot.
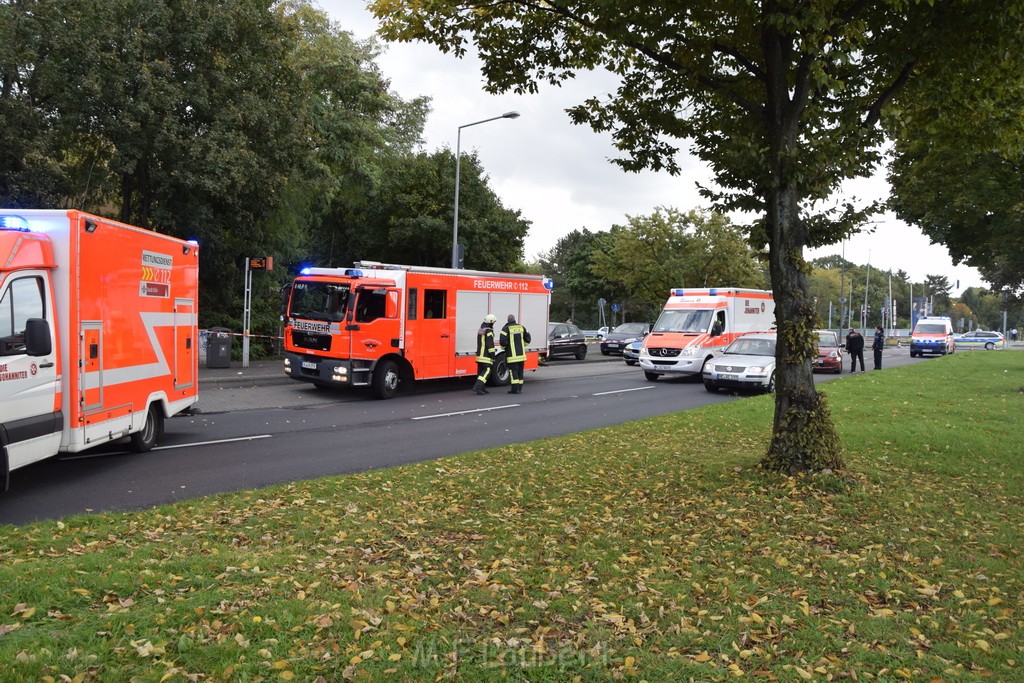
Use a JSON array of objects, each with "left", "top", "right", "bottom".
[{"left": 452, "top": 111, "right": 520, "bottom": 269}]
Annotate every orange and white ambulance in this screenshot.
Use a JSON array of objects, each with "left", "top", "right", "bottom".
[
  {"left": 282, "top": 261, "right": 551, "bottom": 398},
  {"left": 638, "top": 287, "right": 775, "bottom": 380},
  {"left": 0, "top": 209, "right": 199, "bottom": 490}
]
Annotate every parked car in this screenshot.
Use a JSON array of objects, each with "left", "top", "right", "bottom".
[
  {"left": 813, "top": 329, "right": 843, "bottom": 374},
  {"left": 702, "top": 332, "right": 777, "bottom": 393},
  {"left": 600, "top": 322, "right": 653, "bottom": 355},
  {"left": 954, "top": 329, "right": 1005, "bottom": 350},
  {"left": 581, "top": 326, "right": 609, "bottom": 340},
  {"left": 546, "top": 322, "right": 588, "bottom": 360},
  {"left": 623, "top": 339, "right": 642, "bottom": 365}
]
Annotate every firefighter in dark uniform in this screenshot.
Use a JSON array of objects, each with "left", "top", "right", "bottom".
[
  {"left": 500, "top": 314, "right": 532, "bottom": 394},
  {"left": 473, "top": 314, "right": 498, "bottom": 395}
]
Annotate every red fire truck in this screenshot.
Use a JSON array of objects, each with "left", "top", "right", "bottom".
[{"left": 282, "top": 262, "right": 552, "bottom": 398}]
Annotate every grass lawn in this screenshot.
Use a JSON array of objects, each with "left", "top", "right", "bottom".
[{"left": 1, "top": 352, "right": 1022, "bottom": 681}]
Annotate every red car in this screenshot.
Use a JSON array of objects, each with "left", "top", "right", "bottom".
[{"left": 813, "top": 329, "right": 843, "bottom": 374}]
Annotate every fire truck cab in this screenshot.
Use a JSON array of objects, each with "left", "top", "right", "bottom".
[{"left": 283, "top": 262, "right": 551, "bottom": 398}]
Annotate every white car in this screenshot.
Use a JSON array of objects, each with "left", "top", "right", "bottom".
[{"left": 702, "top": 332, "right": 777, "bottom": 393}]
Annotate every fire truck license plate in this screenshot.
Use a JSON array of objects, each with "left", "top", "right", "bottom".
[{"left": 302, "top": 361, "right": 317, "bottom": 370}]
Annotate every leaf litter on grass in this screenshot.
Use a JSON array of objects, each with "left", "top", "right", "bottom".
[{"left": 0, "top": 353, "right": 1022, "bottom": 680}]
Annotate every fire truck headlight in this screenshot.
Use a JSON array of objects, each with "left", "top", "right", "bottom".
[{"left": 332, "top": 366, "right": 348, "bottom": 382}]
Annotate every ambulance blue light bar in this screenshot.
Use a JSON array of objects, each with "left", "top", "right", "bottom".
[
  {"left": 0, "top": 215, "right": 31, "bottom": 231},
  {"left": 670, "top": 288, "right": 718, "bottom": 296}
]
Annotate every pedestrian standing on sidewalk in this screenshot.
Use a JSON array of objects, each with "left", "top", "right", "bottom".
[
  {"left": 846, "top": 328, "right": 865, "bottom": 372},
  {"left": 872, "top": 326, "right": 885, "bottom": 370}
]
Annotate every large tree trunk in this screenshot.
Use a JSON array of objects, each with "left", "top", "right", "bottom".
[{"left": 760, "top": 185, "right": 844, "bottom": 473}]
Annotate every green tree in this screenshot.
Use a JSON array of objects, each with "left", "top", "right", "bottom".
[
  {"left": 0, "top": 0, "right": 430, "bottom": 346},
  {"left": 371, "top": 0, "right": 1012, "bottom": 472},
  {"left": 327, "top": 149, "right": 529, "bottom": 270},
  {"left": 922, "top": 275, "right": 953, "bottom": 317},
  {"left": 536, "top": 229, "right": 612, "bottom": 327},
  {"left": 888, "top": 19, "right": 1024, "bottom": 296},
  {"left": 590, "top": 208, "right": 766, "bottom": 319}
]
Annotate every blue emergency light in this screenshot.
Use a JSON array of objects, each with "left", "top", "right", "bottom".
[
  {"left": 0, "top": 215, "right": 31, "bottom": 231},
  {"left": 344, "top": 269, "right": 364, "bottom": 278},
  {"left": 671, "top": 288, "right": 685, "bottom": 296}
]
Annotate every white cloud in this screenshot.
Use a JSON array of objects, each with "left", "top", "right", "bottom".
[{"left": 318, "top": 0, "right": 985, "bottom": 293}]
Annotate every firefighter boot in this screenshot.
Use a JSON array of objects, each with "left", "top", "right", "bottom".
[{"left": 473, "top": 379, "right": 488, "bottom": 395}]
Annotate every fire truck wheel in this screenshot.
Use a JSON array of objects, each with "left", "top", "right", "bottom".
[
  {"left": 488, "top": 358, "right": 511, "bottom": 386},
  {"left": 372, "top": 360, "right": 401, "bottom": 399},
  {"left": 129, "top": 406, "right": 164, "bottom": 453}
]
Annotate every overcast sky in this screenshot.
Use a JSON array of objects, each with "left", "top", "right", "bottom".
[{"left": 319, "top": 0, "right": 985, "bottom": 294}]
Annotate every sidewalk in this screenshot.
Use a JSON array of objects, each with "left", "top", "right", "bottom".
[{"left": 199, "top": 357, "right": 290, "bottom": 388}]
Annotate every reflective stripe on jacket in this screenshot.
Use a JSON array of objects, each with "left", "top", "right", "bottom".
[
  {"left": 500, "top": 323, "right": 531, "bottom": 362},
  {"left": 476, "top": 327, "right": 496, "bottom": 364}
]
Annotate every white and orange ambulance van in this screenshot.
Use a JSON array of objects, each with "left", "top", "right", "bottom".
[
  {"left": 0, "top": 210, "right": 199, "bottom": 490},
  {"left": 909, "top": 316, "right": 955, "bottom": 357},
  {"left": 282, "top": 261, "right": 551, "bottom": 398},
  {"left": 638, "top": 287, "right": 775, "bottom": 380}
]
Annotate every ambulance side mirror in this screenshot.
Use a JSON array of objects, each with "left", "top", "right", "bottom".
[{"left": 25, "top": 318, "right": 52, "bottom": 356}]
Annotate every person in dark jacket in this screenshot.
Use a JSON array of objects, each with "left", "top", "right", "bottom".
[
  {"left": 846, "top": 328, "right": 865, "bottom": 372},
  {"left": 872, "top": 326, "right": 885, "bottom": 370},
  {"left": 500, "top": 314, "right": 531, "bottom": 394},
  {"left": 473, "top": 314, "right": 498, "bottom": 395}
]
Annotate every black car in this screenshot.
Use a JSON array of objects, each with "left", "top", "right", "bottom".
[
  {"left": 600, "top": 322, "right": 653, "bottom": 355},
  {"left": 546, "top": 322, "right": 588, "bottom": 360}
]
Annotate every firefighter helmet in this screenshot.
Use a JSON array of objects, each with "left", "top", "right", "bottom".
[{"left": 484, "top": 314, "right": 497, "bottom": 323}]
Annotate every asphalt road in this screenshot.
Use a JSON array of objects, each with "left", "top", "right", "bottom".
[{"left": 1, "top": 346, "right": 922, "bottom": 525}]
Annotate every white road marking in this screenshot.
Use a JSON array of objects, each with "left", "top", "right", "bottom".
[
  {"left": 413, "top": 404, "right": 520, "bottom": 420},
  {"left": 157, "top": 435, "right": 272, "bottom": 450},
  {"left": 592, "top": 386, "right": 655, "bottom": 396},
  {"left": 57, "top": 434, "right": 272, "bottom": 460}
]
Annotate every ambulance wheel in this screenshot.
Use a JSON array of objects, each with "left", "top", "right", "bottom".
[
  {"left": 489, "top": 358, "right": 511, "bottom": 386},
  {"left": 372, "top": 359, "right": 401, "bottom": 399},
  {"left": 644, "top": 371, "right": 660, "bottom": 381},
  {"left": 130, "top": 406, "right": 164, "bottom": 453}
]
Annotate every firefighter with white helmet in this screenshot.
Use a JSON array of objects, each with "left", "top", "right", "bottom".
[{"left": 473, "top": 314, "right": 499, "bottom": 394}]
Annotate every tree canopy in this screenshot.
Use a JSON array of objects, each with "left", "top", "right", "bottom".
[
  {"left": 590, "top": 208, "right": 767, "bottom": 317},
  {"left": 887, "top": 20, "right": 1024, "bottom": 297},
  {"left": 0, "top": 0, "right": 521, "bottom": 351}
]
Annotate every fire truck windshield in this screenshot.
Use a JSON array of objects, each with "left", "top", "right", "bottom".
[
  {"left": 289, "top": 281, "right": 350, "bottom": 322},
  {"left": 653, "top": 309, "right": 713, "bottom": 333}
]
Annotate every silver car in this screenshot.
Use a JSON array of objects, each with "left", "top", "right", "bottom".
[{"left": 702, "top": 332, "right": 776, "bottom": 393}]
